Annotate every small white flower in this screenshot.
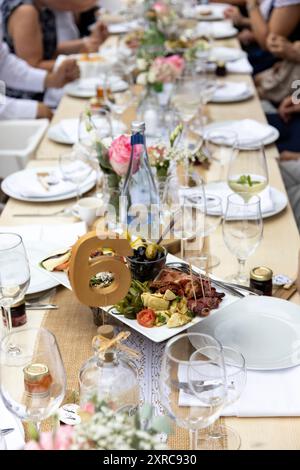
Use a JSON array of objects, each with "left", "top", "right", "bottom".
[
  {"left": 137, "top": 58, "right": 148, "bottom": 71},
  {"left": 137, "top": 72, "right": 148, "bottom": 86}
]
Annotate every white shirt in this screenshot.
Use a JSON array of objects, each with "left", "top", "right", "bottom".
[
  {"left": 0, "top": 20, "right": 47, "bottom": 119},
  {"left": 260, "top": 0, "right": 300, "bottom": 19},
  {"left": 55, "top": 11, "right": 79, "bottom": 42}
]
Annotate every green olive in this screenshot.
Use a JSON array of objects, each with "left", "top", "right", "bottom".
[{"left": 145, "top": 243, "right": 158, "bottom": 260}]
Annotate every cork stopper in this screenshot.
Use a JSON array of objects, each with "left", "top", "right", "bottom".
[{"left": 97, "top": 324, "right": 114, "bottom": 339}]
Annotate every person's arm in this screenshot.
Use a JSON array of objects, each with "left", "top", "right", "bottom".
[
  {"left": 247, "top": 1, "right": 300, "bottom": 49},
  {"left": 0, "top": 97, "right": 52, "bottom": 120},
  {"left": 0, "top": 41, "right": 46, "bottom": 92},
  {"left": 7, "top": 4, "right": 55, "bottom": 71},
  {"left": 224, "top": 6, "right": 250, "bottom": 27},
  {"left": 211, "top": 0, "right": 246, "bottom": 5}
]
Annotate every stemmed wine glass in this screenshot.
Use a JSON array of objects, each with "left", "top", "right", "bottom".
[
  {"left": 222, "top": 194, "right": 263, "bottom": 284},
  {"left": 159, "top": 333, "right": 227, "bottom": 450},
  {"left": 59, "top": 151, "right": 94, "bottom": 202},
  {"left": 227, "top": 139, "right": 269, "bottom": 203},
  {"left": 196, "top": 346, "right": 246, "bottom": 450},
  {"left": 188, "top": 194, "right": 223, "bottom": 270},
  {"left": 0, "top": 233, "right": 30, "bottom": 354},
  {"left": 0, "top": 327, "right": 66, "bottom": 432},
  {"left": 104, "top": 66, "right": 134, "bottom": 137},
  {"left": 78, "top": 108, "right": 113, "bottom": 199},
  {"left": 204, "top": 130, "right": 237, "bottom": 182}
]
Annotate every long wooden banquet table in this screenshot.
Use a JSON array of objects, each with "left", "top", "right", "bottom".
[{"left": 1, "top": 34, "right": 300, "bottom": 449}]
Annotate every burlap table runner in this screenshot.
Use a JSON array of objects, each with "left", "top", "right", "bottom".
[{"left": 28, "top": 287, "right": 227, "bottom": 450}]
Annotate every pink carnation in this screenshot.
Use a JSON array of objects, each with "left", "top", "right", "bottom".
[
  {"left": 149, "top": 55, "right": 185, "bottom": 84},
  {"left": 166, "top": 55, "right": 185, "bottom": 73},
  {"left": 109, "top": 135, "right": 142, "bottom": 177}
]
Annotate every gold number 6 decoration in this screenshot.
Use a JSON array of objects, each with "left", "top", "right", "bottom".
[{"left": 68, "top": 231, "right": 133, "bottom": 307}]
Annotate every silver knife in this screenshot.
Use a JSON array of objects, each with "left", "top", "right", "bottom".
[
  {"left": 0, "top": 428, "right": 14, "bottom": 436},
  {"left": 25, "top": 303, "right": 58, "bottom": 310}
]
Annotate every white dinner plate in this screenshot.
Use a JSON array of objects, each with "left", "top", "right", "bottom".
[
  {"left": 210, "top": 82, "right": 254, "bottom": 103},
  {"left": 108, "top": 20, "right": 141, "bottom": 34},
  {"left": 25, "top": 242, "right": 60, "bottom": 295},
  {"left": 185, "top": 3, "right": 229, "bottom": 21},
  {"left": 203, "top": 120, "right": 280, "bottom": 147},
  {"left": 1, "top": 167, "right": 96, "bottom": 203},
  {"left": 205, "top": 182, "right": 288, "bottom": 218},
  {"left": 36, "top": 253, "right": 237, "bottom": 343},
  {"left": 48, "top": 119, "right": 127, "bottom": 145},
  {"left": 64, "top": 77, "right": 128, "bottom": 99},
  {"left": 207, "top": 46, "right": 246, "bottom": 62},
  {"left": 189, "top": 296, "right": 300, "bottom": 370}
]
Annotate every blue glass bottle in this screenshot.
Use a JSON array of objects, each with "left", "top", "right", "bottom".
[{"left": 121, "top": 121, "right": 159, "bottom": 239}]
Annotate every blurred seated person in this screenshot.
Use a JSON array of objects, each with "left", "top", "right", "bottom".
[
  {"left": 255, "top": 35, "right": 300, "bottom": 104},
  {"left": 266, "top": 95, "right": 300, "bottom": 229},
  {"left": 0, "top": 37, "right": 79, "bottom": 119},
  {"left": 224, "top": 0, "right": 300, "bottom": 74},
  {"left": 1, "top": 0, "right": 108, "bottom": 101}
]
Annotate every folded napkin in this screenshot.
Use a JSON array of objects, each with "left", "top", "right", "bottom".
[
  {"left": 60, "top": 118, "right": 126, "bottom": 144},
  {"left": 178, "top": 363, "right": 300, "bottom": 417},
  {"left": 213, "top": 82, "right": 249, "bottom": 100},
  {"left": 196, "top": 21, "right": 237, "bottom": 39},
  {"left": 205, "top": 119, "right": 275, "bottom": 145},
  {"left": 108, "top": 20, "right": 141, "bottom": 34},
  {"left": 0, "top": 396, "right": 25, "bottom": 450},
  {"left": 6, "top": 169, "right": 75, "bottom": 199},
  {"left": 226, "top": 57, "right": 253, "bottom": 74},
  {"left": 205, "top": 182, "right": 274, "bottom": 214}
]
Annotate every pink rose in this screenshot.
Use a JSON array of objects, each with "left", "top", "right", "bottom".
[
  {"left": 109, "top": 135, "right": 142, "bottom": 177},
  {"left": 166, "top": 55, "right": 185, "bottom": 73}
]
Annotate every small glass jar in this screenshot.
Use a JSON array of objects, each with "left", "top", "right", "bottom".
[
  {"left": 24, "top": 363, "right": 52, "bottom": 398},
  {"left": 250, "top": 266, "right": 273, "bottom": 296},
  {"left": 2, "top": 297, "right": 27, "bottom": 328},
  {"left": 216, "top": 61, "right": 227, "bottom": 77},
  {"left": 79, "top": 327, "right": 139, "bottom": 413}
]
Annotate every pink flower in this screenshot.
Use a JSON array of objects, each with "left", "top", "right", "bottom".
[
  {"left": 82, "top": 402, "right": 95, "bottom": 415},
  {"left": 153, "top": 2, "right": 169, "bottom": 15},
  {"left": 24, "top": 427, "right": 74, "bottom": 451},
  {"left": 166, "top": 55, "right": 185, "bottom": 73},
  {"left": 109, "top": 135, "right": 142, "bottom": 177},
  {"left": 149, "top": 55, "right": 185, "bottom": 84}
]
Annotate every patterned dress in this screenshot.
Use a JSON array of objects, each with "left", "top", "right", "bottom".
[{"left": 1, "top": 0, "right": 57, "bottom": 101}]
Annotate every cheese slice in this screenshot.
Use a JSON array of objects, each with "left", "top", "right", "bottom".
[{"left": 41, "top": 249, "right": 71, "bottom": 272}]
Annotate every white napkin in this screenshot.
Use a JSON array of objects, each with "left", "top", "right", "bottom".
[
  {"left": 226, "top": 57, "right": 253, "bottom": 74},
  {"left": 213, "top": 82, "right": 249, "bottom": 100},
  {"left": 0, "top": 222, "right": 87, "bottom": 246},
  {"left": 205, "top": 182, "right": 274, "bottom": 214},
  {"left": 205, "top": 119, "right": 275, "bottom": 145},
  {"left": 178, "top": 364, "right": 300, "bottom": 417},
  {"left": 0, "top": 396, "right": 25, "bottom": 450},
  {"left": 59, "top": 118, "right": 126, "bottom": 144},
  {"left": 108, "top": 20, "right": 141, "bottom": 34},
  {"left": 5, "top": 169, "right": 75, "bottom": 199}
]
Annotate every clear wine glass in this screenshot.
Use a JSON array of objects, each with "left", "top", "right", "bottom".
[
  {"left": 104, "top": 66, "right": 134, "bottom": 137},
  {"left": 59, "top": 151, "right": 94, "bottom": 202},
  {"left": 78, "top": 108, "right": 113, "bottom": 199},
  {"left": 159, "top": 333, "right": 226, "bottom": 450},
  {"left": 204, "top": 129, "right": 237, "bottom": 182},
  {"left": 0, "top": 327, "right": 66, "bottom": 432},
  {"left": 222, "top": 194, "right": 263, "bottom": 284},
  {"left": 188, "top": 194, "right": 223, "bottom": 270},
  {"left": 0, "top": 233, "right": 30, "bottom": 354},
  {"left": 227, "top": 139, "right": 269, "bottom": 203},
  {"left": 196, "top": 346, "right": 247, "bottom": 450}
]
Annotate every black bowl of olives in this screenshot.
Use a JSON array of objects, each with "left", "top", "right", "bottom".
[{"left": 126, "top": 241, "right": 167, "bottom": 282}]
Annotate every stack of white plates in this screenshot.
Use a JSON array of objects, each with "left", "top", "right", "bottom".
[{"left": 211, "top": 82, "right": 253, "bottom": 103}]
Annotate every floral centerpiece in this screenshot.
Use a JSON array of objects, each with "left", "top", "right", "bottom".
[
  {"left": 25, "top": 402, "right": 171, "bottom": 451},
  {"left": 136, "top": 54, "right": 185, "bottom": 92}
]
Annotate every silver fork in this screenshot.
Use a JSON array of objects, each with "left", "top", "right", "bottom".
[{"left": 13, "top": 208, "right": 73, "bottom": 217}]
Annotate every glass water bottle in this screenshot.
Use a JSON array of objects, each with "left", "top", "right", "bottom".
[{"left": 121, "top": 121, "right": 160, "bottom": 239}]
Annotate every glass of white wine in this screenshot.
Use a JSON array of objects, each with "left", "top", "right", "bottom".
[
  {"left": 222, "top": 194, "right": 263, "bottom": 284},
  {"left": 227, "top": 139, "right": 269, "bottom": 203}
]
